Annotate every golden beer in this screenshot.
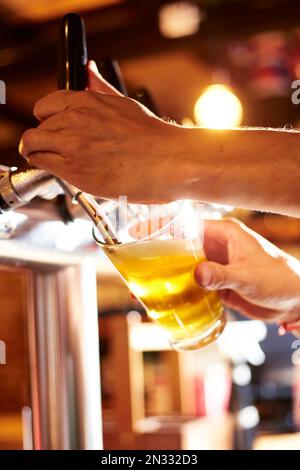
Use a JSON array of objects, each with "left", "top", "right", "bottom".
[{"left": 103, "top": 238, "right": 225, "bottom": 350}]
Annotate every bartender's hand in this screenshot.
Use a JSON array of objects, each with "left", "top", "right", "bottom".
[
  {"left": 19, "top": 61, "right": 182, "bottom": 202},
  {"left": 19, "top": 60, "right": 300, "bottom": 216},
  {"left": 195, "top": 218, "right": 300, "bottom": 334}
]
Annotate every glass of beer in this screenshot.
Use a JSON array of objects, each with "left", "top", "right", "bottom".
[{"left": 97, "top": 200, "right": 226, "bottom": 351}]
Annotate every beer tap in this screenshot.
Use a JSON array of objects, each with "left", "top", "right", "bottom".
[
  {"left": 0, "top": 13, "right": 127, "bottom": 226},
  {"left": 0, "top": 13, "right": 159, "bottom": 245},
  {"left": 0, "top": 11, "right": 90, "bottom": 214},
  {"left": 0, "top": 165, "right": 59, "bottom": 213}
]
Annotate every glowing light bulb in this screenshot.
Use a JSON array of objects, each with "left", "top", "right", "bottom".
[{"left": 194, "top": 84, "right": 243, "bottom": 129}]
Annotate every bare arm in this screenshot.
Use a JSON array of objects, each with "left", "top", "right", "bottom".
[
  {"left": 176, "top": 126, "right": 300, "bottom": 217},
  {"left": 19, "top": 61, "right": 300, "bottom": 217}
]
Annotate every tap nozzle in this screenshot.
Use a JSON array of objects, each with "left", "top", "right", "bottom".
[{"left": 0, "top": 167, "right": 61, "bottom": 213}]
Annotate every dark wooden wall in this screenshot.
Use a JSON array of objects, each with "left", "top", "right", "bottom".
[{"left": 0, "top": 267, "right": 30, "bottom": 449}]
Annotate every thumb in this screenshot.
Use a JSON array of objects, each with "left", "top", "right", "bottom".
[
  {"left": 194, "top": 262, "right": 241, "bottom": 290},
  {"left": 87, "top": 60, "right": 123, "bottom": 96}
]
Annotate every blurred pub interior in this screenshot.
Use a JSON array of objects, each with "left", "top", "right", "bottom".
[{"left": 1, "top": 0, "right": 300, "bottom": 450}]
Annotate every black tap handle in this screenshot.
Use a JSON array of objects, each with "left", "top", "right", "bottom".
[
  {"left": 58, "top": 13, "right": 87, "bottom": 91},
  {"left": 57, "top": 13, "right": 87, "bottom": 223}
]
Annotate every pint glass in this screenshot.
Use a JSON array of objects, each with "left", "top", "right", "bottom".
[{"left": 98, "top": 200, "right": 226, "bottom": 351}]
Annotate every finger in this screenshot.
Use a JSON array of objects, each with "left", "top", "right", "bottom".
[
  {"left": 195, "top": 261, "right": 245, "bottom": 290},
  {"left": 203, "top": 218, "right": 255, "bottom": 263},
  {"left": 19, "top": 128, "right": 65, "bottom": 158},
  {"left": 38, "top": 112, "right": 68, "bottom": 131},
  {"left": 280, "top": 320, "right": 300, "bottom": 333},
  {"left": 37, "top": 108, "right": 84, "bottom": 131},
  {"left": 204, "top": 218, "right": 243, "bottom": 242},
  {"left": 219, "top": 289, "right": 278, "bottom": 321},
  {"left": 88, "top": 60, "right": 123, "bottom": 96},
  {"left": 33, "top": 90, "right": 76, "bottom": 121},
  {"left": 203, "top": 219, "right": 230, "bottom": 264},
  {"left": 26, "top": 151, "right": 65, "bottom": 174}
]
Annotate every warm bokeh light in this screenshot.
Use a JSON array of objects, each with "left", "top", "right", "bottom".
[
  {"left": 194, "top": 84, "right": 243, "bottom": 129},
  {"left": 159, "top": 1, "right": 204, "bottom": 39},
  {"left": 1, "top": 0, "right": 121, "bottom": 21}
]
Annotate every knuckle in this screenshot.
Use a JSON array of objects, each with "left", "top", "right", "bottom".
[
  {"left": 67, "top": 105, "right": 99, "bottom": 127},
  {"left": 27, "top": 152, "right": 46, "bottom": 168},
  {"left": 86, "top": 90, "right": 106, "bottom": 107},
  {"left": 65, "top": 108, "right": 81, "bottom": 124},
  {"left": 75, "top": 106, "right": 94, "bottom": 121},
  {"left": 75, "top": 90, "right": 87, "bottom": 101},
  {"left": 209, "top": 267, "right": 219, "bottom": 286},
  {"left": 74, "top": 90, "right": 95, "bottom": 104},
  {"left": 219, "top": 269, "right": 227, "bottom": 285},
  {"left": 33, "top": 100, "right": 42, "bottom": 118},
  {"left": 66, "top": 134, "right": 83, "bottom": 153},
  {"left": 231, "top": 267, "right": 248, "bottom": 290},
  {"left": 34, "top": 90, "right": 65, "bottom": 113},
  {"left": 61, "top": 154, "right": 80, "bottom": 173},
  {"left": 88, "top": 89, "right": 101, "bottom": 99},
  {"left": 21, "top": 128, "right": 36, "bottom": 147},
  {"left": 212, "top": 267, "right": 227, "bottom": 288},
  {"left": 100, "top": 93, "right": 125, "bottom": 106}
]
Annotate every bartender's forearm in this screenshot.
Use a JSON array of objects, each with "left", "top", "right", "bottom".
[
  {"left": 174, "top": 126, "right": 300, "bottom": 217},
  {"left": 20, "top": 82, "right": 300, "bottom": 217}
]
